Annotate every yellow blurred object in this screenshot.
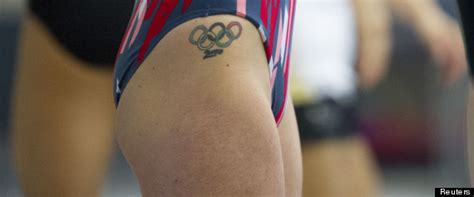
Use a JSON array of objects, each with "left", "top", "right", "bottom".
[{"left": 290, "top": 73, "right": 316, "bottom": 107}]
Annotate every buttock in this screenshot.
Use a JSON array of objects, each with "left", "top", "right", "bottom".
[{"left": 114, "top": 0, "right": 296, "bottom": 124}]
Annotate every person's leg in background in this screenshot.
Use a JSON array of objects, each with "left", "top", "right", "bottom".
[
  {"left": 116, "top": 14, "right": 301, "bottom": 196},
  {"left": 294, "top": 99, "right": 381, "bottom": 197},
  {"left": 289, "top": 0, "right": 387, "bottom": 196},
  {"left": 11, "top": 14, "right": 115, "bottom": 197},
  {"left": 301, "top": 137, "right": 379, "bottom": 196}
]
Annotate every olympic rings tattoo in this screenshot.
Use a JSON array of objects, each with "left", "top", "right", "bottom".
[{"left": 189, "top": 21, "right": 243, "bottom": 59}]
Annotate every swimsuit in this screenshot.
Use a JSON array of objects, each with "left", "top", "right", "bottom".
[
  {"left": 115, "top": 0, "right": 297, "bottom": 124},
  {"left": 29, "top": 0, "right": 134, "bottom": 65}
]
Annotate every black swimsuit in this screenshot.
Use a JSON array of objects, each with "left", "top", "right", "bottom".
[{"left": 29, "top": 0, "right": 134, "bottom": 65}]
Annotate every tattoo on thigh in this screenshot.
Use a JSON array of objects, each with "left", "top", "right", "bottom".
[{"left": 188, "top": 21, "right": 243, "bottom": 59}]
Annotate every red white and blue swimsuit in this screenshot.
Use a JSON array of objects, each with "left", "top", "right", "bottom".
[{"left": 114, "top": 0, "right": 297, "bottom": 124}]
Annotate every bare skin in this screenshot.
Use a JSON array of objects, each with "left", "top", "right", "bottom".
[
  {"left": 353, "top": 0, "right": 392, "bottom": 89},
  {"left": 389, "top": 0, "right": 466, "bottom": 84},
  {"left": 11, "top": 14, "right": 114, "bottom": 197},
  {"left": 116, "top": 15, "right": 302, "bottom": 196},
  {"left": 354, "top": 0, "right": 466, "bottom": 89},
  {"left": 279, "top": 99, "right": 303, "bottom": 197},
  {"left": 301, "top": 137, "right": 381, "bottom": 197}
]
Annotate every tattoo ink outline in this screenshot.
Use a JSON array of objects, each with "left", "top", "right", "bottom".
[{"left": 188, "top": 21, "right": 243, "bottom": 59}]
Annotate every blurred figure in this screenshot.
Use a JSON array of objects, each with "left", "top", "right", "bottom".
[
  {"left": 354, "top": 0, "right": 393, "bottom": 89},
  {"left": 291, "top": 0, "right": 388, "bottom": 196},
  {"left": 358, "top": 0, "right": 465, "bottom": 88},
  {"left": 389, "top": 0, "right": 466, "bottom": 85},
  {"left": 292, "top": 0, "right": 465, "bottom": 196},
  {"left": 11, "top": 1, "right": 133, "bottom": 196}
]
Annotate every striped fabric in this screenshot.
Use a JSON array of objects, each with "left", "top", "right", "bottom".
[{"left": 114, "top": 0, "right": 296, "bottom": 124}]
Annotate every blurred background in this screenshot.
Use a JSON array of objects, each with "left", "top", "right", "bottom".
[{"left": 0, "top": 0, "right": 470, "bottom": 196}]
